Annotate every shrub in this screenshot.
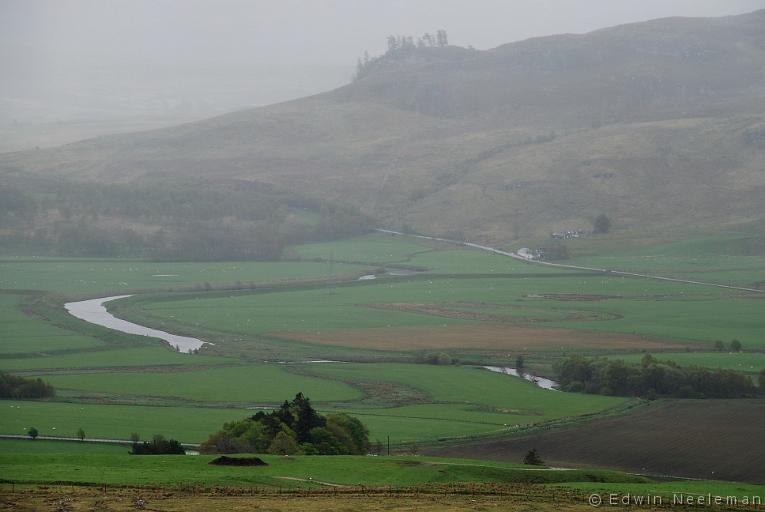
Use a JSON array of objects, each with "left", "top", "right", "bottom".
[{"left": 130, "top": 434, "right": 185, "bottom": 455}]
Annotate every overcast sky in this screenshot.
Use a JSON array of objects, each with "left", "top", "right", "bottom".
[{"left": 2, "top": 0, "right": 764, "bottom": 121}]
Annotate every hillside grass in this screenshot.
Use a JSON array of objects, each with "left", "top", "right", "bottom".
[{"left": 0, "top": 439, "right": 644, "bottom": 488}]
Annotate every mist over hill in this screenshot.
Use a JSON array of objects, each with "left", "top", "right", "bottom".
[{"left": 2, "top": 9, "right": 765, "bottom": 244}]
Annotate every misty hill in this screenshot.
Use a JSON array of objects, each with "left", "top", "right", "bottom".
[{"left": 2, "top": 9, "right": 765, "bottom": 243}]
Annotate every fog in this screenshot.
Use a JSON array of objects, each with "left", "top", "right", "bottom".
[{"left": 1, "top": 0, "right": 763, "bottom": 143}]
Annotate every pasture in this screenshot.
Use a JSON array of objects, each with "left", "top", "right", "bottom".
[
  {"left": 567, "top": 233, "right": 765, "bottom": 287},
  {"left": 34, "top": 364, "right": 361, "bottom": 404},
  {"left": 0, "top": 258, "right": 372, "bottom": 295},
  {"left": 124, "top": 273, "right": 762, "bottom": 359},
  {"left": 1, "top": 230, "right": 763, "bottom": 493},
  {"left": 0, "top": 438, "right": 644, "bottom": 488},
  {"left": 614, "top": 351, "right": 765, "bottom": 374}
]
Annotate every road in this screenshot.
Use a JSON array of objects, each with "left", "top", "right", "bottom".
[
  {"left": 0, "top": 434, "right": 200, "bottom": 448},
  {"left": 375, "top": 229, "right": 764, "bottom": 294}
]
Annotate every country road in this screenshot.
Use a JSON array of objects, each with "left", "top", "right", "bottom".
[
  {"left": 375, "top": 229, "right": 764, "bottom": 294},
  {"left": 0, "top": 434, "right": 200, "bottom": 448}
]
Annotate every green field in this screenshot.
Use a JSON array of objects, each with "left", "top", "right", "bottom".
[
  {"left": 291, "top": 233, "right": 431, "bottom": 264},
  {"left": 0, "top": 439, "right": 644, "bottom": 488},
  {"left": 0, "top": 293, "right": 104, "bottom": 354},
  {"left": 11, "top": 362, "right": 626, "bottom": 442},
  {"left": 35, "top": 364, "right": 361, "bottom": 404},
  {"left": 567, "top": 234, "right": 765, "bottom": 287},
  {"left": 311, "top": 363, "right": 623, "bottom": 422},
  {"left": 125, "top": 273, "right": 762, "bottom": 354},
  {"left": 0, "top": 346, "right": 233, "bottom": 371},
  {"left": 0, "top": 401, "right": 252, "bottom": 442},
  {"left": 0, "top": 399, "right": 558, "bottom": 444},
  {"left": 1, "top": 231, "right": 763, "bottom": 493},
  {"left": 3, "top": 439, "right": 762, "bottom": 499},
  {"left": 0, "top": 258, "right": 372, "bottom": 294},
  {"left": 614, "top": 352, "right": 765, "bottom": 374}
]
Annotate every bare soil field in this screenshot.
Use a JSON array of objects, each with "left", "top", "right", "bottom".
[
  {"left": 271, "top": 324, "right": 687, "bottom": 351},
  {"left": 426, "top": 399, "right": 765, "bottom": 483},
  {"left": 0, "top": 484, "right": 637, "bottom": 512}
]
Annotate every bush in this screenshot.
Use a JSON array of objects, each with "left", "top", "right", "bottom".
[{"left": 130, "top": 434, "right": 185, "bottom": 455}]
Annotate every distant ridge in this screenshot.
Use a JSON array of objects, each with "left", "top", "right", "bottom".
[{"left": 2, "top": 9, "right": 764, "bottom": 241}]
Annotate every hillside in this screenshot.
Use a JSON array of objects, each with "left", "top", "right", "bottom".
[{"left": 2, "top": 9, "right": 765, "bottom": 242}]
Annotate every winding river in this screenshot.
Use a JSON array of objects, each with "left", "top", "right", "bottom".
[
  {"left": 482, "top": 366, "right": 559, "bottom": 390},
  {"left": 64, "top": 295, "right": 206, "bottom": 352}
]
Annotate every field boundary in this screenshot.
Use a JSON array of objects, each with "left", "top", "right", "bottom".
[{"left": 376, "top": 229, "right": 765, "bottom": 294}]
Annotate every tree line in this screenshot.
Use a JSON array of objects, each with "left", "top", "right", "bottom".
[
  {"left": 201, "top": 393, "right": 369, "bottom": 455},
  {"left": 0, "top": 373, "right": 55, "bottom": 399},
  {"left": 0, "top": 178, "right": 373, "bottom": 260},
  {"left": 554, "top": 354, "right": 761, "bottom": 399},
  {"left": 355, "top": 30, "right": 450, "bottom": 81}
]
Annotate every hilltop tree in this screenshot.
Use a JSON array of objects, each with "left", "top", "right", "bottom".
[
  {"left": 436, "top": 29, "right": 449, "bottom": 47},
  {"left": 593, "top": 214, "right": 612, "bottom": 234},
  {"left": 523, "top": 448, "right": 544, "bottom": 465}
]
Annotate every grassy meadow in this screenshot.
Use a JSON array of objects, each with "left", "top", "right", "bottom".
[{"left": 0, "top": 438, "right": 645, "bottom": 488}]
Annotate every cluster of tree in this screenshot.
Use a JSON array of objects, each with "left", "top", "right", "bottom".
[
  {"left": 201, "top": 393, "right": 369, "bottom": 455},
  {"left": 355, "top": 30, "right": 449, "bottom": 81},
  {"left": 0, "top": 373, "right": 55, "bottom": 399},
  {"left": 0, "top": 179, "right": 374, "bottom": 260},
  {"left": 593, "top": 214, "right": 612, "bottom": 234},
  {"left": 712, "top": 339, "right": 744, "bottom": 352},
  {"left": 554, "top": 354, "right": 759, "bottom": 398},
  {"left": 130, "top": 434, "right": 185, "bottom": 455},
  {"left": 418, "top": 352, "right": 455, "bottom": 365}
]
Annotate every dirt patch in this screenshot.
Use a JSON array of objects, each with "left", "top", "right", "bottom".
[
  {"left": 270, "top": 324, "right": 685, "bottom": 351},
  {"left": 530, "top": 293, "right": 617, "bottom": 301},
  {"left": 0, "top": 484, "right": 603, "bottom": 511},
  {"left": 209, "top": 456, "right": 268, "bottom": 466},
  {"left": 426, "top": 399, "right": 765, "bottom": 483},
  {"left": 366, "top": 302, "right": 620, "bottom": 324},
  {"left": 367, "top": 303, "right": 505, "bottom": 322}
]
